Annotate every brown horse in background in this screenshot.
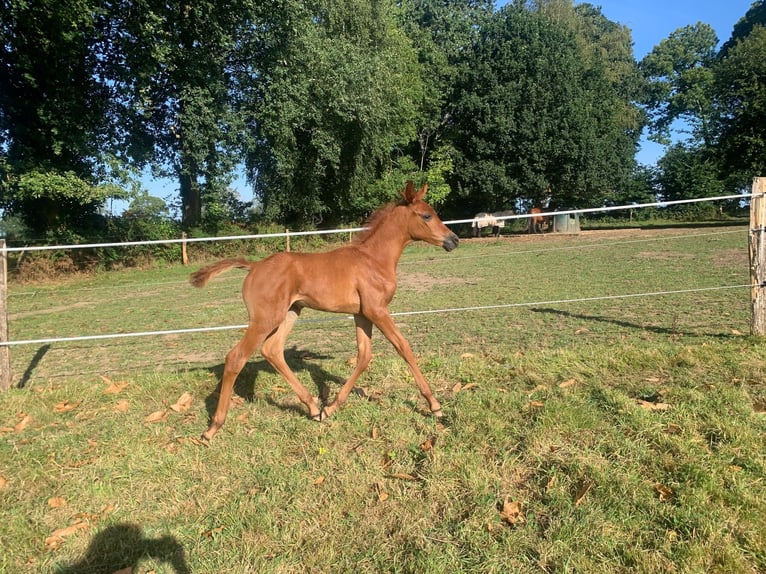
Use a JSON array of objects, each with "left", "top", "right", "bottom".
[{"left": 190, "top": 182, "right": 459, "bottom": 441}]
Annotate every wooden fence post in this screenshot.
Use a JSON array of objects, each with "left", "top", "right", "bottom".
[
  {"left": 181, "top": 232, "right": 188, "bottom": 266},
  {"left": 0, "top": 239, "right": 11, "bottom": 390},
  {"left": 749, "top": 177, "right": 766, "bottom": 335},
  {"left": 285, "top": 229, "right": 291, "bottom": 252}
]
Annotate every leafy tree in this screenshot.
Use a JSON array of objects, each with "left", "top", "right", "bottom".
[
  {"left": 448, "top": 1, "right": 640, "bottom": 215},
  {"left": 655, "top": 142, "right": 722, "bottom": 217},
  {"left": 0, "top": 0, "right": 128, "bottom": 235},
  {"left": 640, "top": 23, "right": 719, "bottom": 147},
  {"left": 714, "top": 8, "right": 766, "bottom": 188},
  {"left": 107, "top": 0, "right": 253, "bottom": 226},
  {"left": 244, "top": 0, "right": 422, "bottom": 225}
]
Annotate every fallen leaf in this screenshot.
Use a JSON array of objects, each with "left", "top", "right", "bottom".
[
  {"left": 0, "top": 475, "right": 8, "bottom": 489},
  {"left": 236, "top": 412, "right": 249, "bottom": 422},
  {"left": 666, "top": 423, "right": 683, "bottom": 435},
  {"left": 529, "top": 400, "right": 545, "bottom": 408},
  {"left": 637, "top": 399, "right": 670, "bottom": 411},
  {"left": 54, "top": 401, "right": 81, "bottom": 413},
  {"left": 499, "top": 499, "right": 525, "bottom": 525},
  {"left": 574, "top": 328, "right": 590, "bottom": 335},
  {"left": 462, "top": 383, "right": 478, "bottom": 392},
  {"left": 313, "top": 476, "right": 326, "bottom": 485},
  {"left": 202, "top": 526, "right": 224, "bottom": 539},
  {"left": 451, "top": 383, "right": 462, "bottom": 394},
  {"left": 169, "top": 392, "right": 193, "bottom": 413},
  {"left": 103, "top": 381, "right": 128, "bottom": 394},
  {"left": 371, "top": 426, "right": 379, "bottom": 440},
  {"left": 460, "top": 353, "right": 475, "bottom": 359},
  {"left": 144, "top": 410, "right": 168, "bottom": 423},
  {"left": 731, "top": 329, "right": 744, "bottom": 336},
  {"left": 45, "top": 520, "right": 88, "bottom": 550},
  {"left": 373, "top": 483, "right": 389, "bottom": 502},
  {"left": 114, "top": 400, "right": 130, "bottom": 413},
  {"left": 420, "top": 436, "right": 436, "bottom": 452},
  {"left": 388, "top": 473, "right": 418, "bottom": 481},
  {"left": 14, "top": 414, "right": 32, "bottom": 432},
  {"left": 48, "top": 497, "right": 66, "bottom": 509},
  {"left": 575, "top": 481, "right": 593, "bottom": 506},
  {"left": 558, "top": 379, "right": 577, "bottom": 389},
  {"left": 654, "top": 483, "right": 675, "bottom": 502}
]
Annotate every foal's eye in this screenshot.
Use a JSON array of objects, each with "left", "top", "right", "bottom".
[{"left": 421, "top": 213, "right": 433, "bottom": 222}]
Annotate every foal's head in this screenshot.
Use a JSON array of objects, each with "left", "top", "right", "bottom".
[{"left": 401, "top": 181, "right": 459, "bottom": 252}]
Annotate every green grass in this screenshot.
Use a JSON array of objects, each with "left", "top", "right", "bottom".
[{"left": 1, "top": 225, "right": 766, "bottom": 573}]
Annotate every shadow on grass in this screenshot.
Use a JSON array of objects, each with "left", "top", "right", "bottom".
[
  {"left": 531, "top": 307, "right": 737, "bottom": 339},
  {"left": 201, "top": 345, "right": 346, "bottom": 421},
  {"left": 53, "top": 523, "right": 190, "bottom": 574},
  {"left": 16, "top": 343, "right": 51, "bottom": 389}
]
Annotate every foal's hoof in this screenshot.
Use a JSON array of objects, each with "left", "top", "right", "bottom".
[
  {"left": 311, "top": 407, "right": 329, "bottom": 422},
  {"left": 431, "top": 408, "right": 444, "bottom": 418}
]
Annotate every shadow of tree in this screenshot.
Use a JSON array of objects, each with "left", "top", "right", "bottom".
[
  {"left": 53, "top": 523, "right": 189, "bottom": 574},
  {"left": 530, "top": 307, "right": 736, "bottom": 339},
  {"left": 201, "top": 345, "right": 347, "bottom": 421}
]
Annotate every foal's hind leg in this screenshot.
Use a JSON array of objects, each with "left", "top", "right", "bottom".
[
  {"left": 323, "top": 315, "right": 373, "bottom": 418},
  {"left": 203, "top": 324, "right": 270, "bottom": 442},
  {"left": 260, "top": 307, "right": 324, "bottom": 420}
]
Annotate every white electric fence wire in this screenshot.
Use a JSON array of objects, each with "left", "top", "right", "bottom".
[
  {"left": 3, "top": 193, "right": 751, "bottom": 253},
  {"left": 1, "top": 283, "right": 752, "bottom": 347}
]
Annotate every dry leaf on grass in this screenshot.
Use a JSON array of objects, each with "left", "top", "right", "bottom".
[
  {"left": 420, "top": 436, "right": 436, "bottom": 452},
  {"left": 654, "top": 483, "right": 675, "bottom": 502},
  {"left": 0, "top": 475, "right": 8, "bottom": 489},
  {"left": 54, "top": 401, "right": 81, "bottom": 413},
  {"left": 202, "top": 526, "right": 224, "bottom": 539},
  {"left": 559, "top": 379, "right": 577, "bottom": 389},
  {"left": 169, "top": 392, "right": 193, "bottom": 413},
  {"left": 388, "top": 473, "right": 418, "bottom": 481},
  {"left": 45, "top": 520, "right": 88, "bottom": 550},
  {"left": 102, "top": 376, "right": 128, "bottom": 394},
  {"left": 144, "top": 410, "right": 168, "bottom": 423},
  {"left": 373, "top": 483, "right": 389, "bottom": 503},
  {"left": 114, "top": 400, "right": 130, "bottom": 413},
  {"left": 499, "top": 499, "right": 525, "bottom": 525},
  {"left": 637, "top": 399, "right": 670, "bottom": 411},
  {"left": 575, "top": 481, "right": 593, "bottom": 506},
  {"left": 48, "top": 497, "right": 66, "bottom": 509},
  {"left": 14, "top": 413, "right": 32, "bottom": 432},
  {"left": 313, "top": 476, "right": 326, "bottom": 485}
]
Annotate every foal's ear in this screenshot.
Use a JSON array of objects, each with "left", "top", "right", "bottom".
[{"left": 404, "top": 181, "right": 428, "bottom": 203}]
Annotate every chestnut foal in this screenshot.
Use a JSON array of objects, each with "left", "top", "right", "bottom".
[{"left": 190, "top": 182, "right": 459, "bottom": 441}]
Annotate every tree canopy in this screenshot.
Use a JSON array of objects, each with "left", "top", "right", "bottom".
[{"left": 1, "top": 0, "right": 764, "bottom": 241}]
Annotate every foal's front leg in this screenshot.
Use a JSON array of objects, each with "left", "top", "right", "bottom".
[
  {"left": 323, "top": 315, "right": 373, "bottom": 418},
  {"left": 368, "top": 310, "right": 443, "bottom": 417}
]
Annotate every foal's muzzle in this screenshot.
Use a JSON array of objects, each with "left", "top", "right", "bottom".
[{"left": 442, "top": 233, "right": 459, "bottom": 252}]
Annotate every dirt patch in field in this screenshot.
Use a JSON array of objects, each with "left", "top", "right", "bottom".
[{"left": 397, "top": 271, "right": 475, "bottom": 293}]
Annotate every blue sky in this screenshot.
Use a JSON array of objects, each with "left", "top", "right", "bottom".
[{"left": 139, "top": 1, "right": 757, "bottom": 205}]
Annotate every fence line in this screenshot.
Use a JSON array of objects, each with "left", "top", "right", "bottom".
[
  {"left": 3, "top": 193, "right": 750, "bottom": 253},
  {"left": 5, "top": 227, "right": 748, "bottom": 299},
  {"left": 0, "top": 282, "right": 753, "bottom": 348}
]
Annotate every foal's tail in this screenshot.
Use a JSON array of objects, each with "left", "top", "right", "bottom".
[{"left": 189, "top": 257, "right": 252, "bottom": 288}]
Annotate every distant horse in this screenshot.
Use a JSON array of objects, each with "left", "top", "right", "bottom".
[
  {"left": 472, "top": 210, "right": 515, "bottom": 237},
  {"left": 190, "top": 182, "right": 459, "bottom": 441},
  {"left": 528, "top": 207, "right": 548, "bottom": 234}
]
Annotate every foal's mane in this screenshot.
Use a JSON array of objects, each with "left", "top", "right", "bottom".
[{"left": 352, "top": 199, "right": 408, "bottom": 244}]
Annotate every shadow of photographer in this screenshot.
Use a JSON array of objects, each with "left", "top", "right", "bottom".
[{"left": 53, "top": 523, "right": 190, "bottom": 574}]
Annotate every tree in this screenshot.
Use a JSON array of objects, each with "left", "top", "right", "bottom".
[
  {"left": 244, "top": 0, "right": 423, "bottom": 225},
  {"left": 0, "top": 0, "right": 128, "bottom": 235},
  {"left": 715, "top": 6, "right": 766, "bottom": 187},
  {"left": 448, "top": 1, "right": 640, "bottom": 214},
  {"left": 640, "top": 23, "right": 719, "bottom": 147},
  {"left": 107, "top": 0, "right": 253, "bottom": 226}
]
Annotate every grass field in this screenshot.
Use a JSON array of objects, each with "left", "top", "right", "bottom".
[{"left": 1, "top": 224, "right": 765, "bottom": 573}]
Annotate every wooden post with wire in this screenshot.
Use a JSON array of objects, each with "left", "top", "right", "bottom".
[
  {"left": 0, "top": 239, "right": 11, "bottom": 390},
  {"left": 181, "top": 232, "right": 188, "bottom": 266},
  {"left": 285, "top": 229, "right": 291, "bottom": 252},
  {"left": 749, "top": 177, "right": 766, "bottom": 335}
]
